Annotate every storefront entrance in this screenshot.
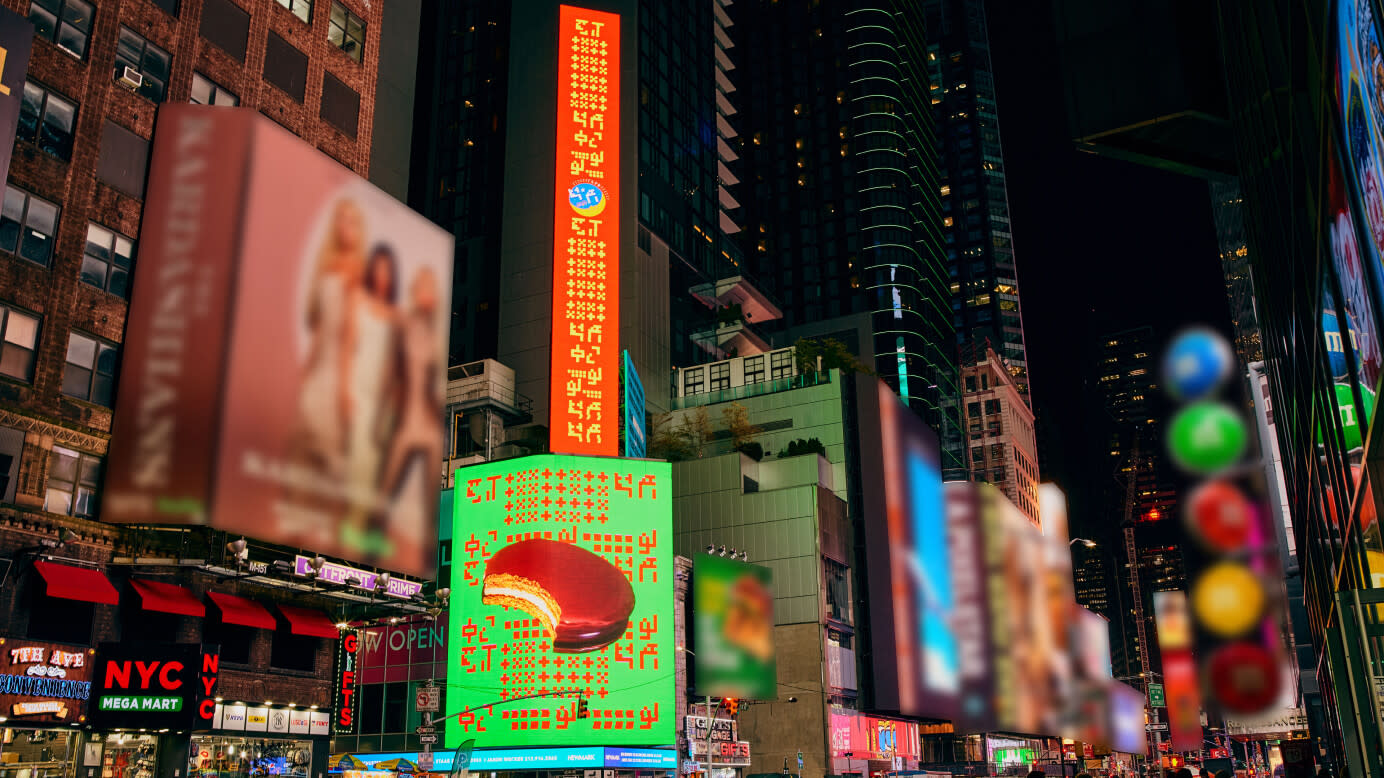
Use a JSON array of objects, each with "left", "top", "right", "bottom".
[
  {"left": 0, "top": 728, "right": 83, "bottom": 778},
  {"left": 188, "top": 737, "right": 313, "bottom": 778}
]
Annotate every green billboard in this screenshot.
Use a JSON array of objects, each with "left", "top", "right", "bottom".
[
  {"left": 693, "top": 553, "right": 776, "bottom": 699},
  {"left": 446, "top": 454, "right": 674, "bottom": 747}
]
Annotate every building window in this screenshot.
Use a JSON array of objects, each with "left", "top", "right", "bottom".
[
  {"left": 44, "top": 446, "right": 100, "bottom": 518},
  {"left": 770, "top": 350, "right": 793, "bottom": 380},
  {"left": 62, "top": 332, "right": 117, "bottom": 406},
  {"left": 320, "top": 71, "right": 360, "bottom": 137},
  {"left": 200, "top": 0, "right": 250, "bottom": 62},
  {"left": 19, "top": 82, "right": 76, "bottom": 160},
  {"left": 744, "top": 355, "right": 765, "bottom": 384},
  {"left": 275, "top": 0, "right": 311, "bottom": 24},
  {"left": 264, "top": 32, "right": 309, "bottom": 103},
  {"left": 81, "top": 224, "right": 135, "bottom": 298},
  {"left": 191, "top": 72, "right": 238, "bottom": 106},
  {"left": 114, "top": 27, "right": 171, "bottom": 102},
  {"left": 683, "top": 367, "right": 704, "bottom": 396},
  {"left": 29, "top": 0, "right": 93, "bottom": 59},
  {"left": 709, "top": 362, "right": 730, "bottom": 392},
  {"left": 270, "top": 631, "right": 317, "bottom": 672},
  {"left": 27, "top": 591, "right": 91, "bottom": 644},
  {"left": 204, "top": 620, "right": 254, "bottom": 665},
  {"left": 984, "top": 399, "right": 1001, "bottom": 415},
  {"left": 824, "top": 559, "right": 851, "bottom": 623},
  {"left": 95, "top": 121, "right": 151, "bottom": 199},
  {"left": 966, "top": 401, "right": 980, "bottom": 418},
  {"left": 0, "top": 186, "right": 59, "bottom": 266},
  {"left": 964, "top": 375, "right": 977, "bottom": 392},
  {"left": 328, "top": 1, "right": 365, "bottom": 62},
  {"left": 0, "top": 306, "right": 38, "bottom": 382},
  {"left": 0, "top": 426, "right": 22, "bottom": 503}
]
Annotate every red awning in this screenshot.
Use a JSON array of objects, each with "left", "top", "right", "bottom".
[
  {"left": 130, "top": 579, "right": 205, "bottom": 617},
  {"left": 207, "top": 591, "right": 276, "bottom": 629},
  {"left": 33, "top": 560, "right": 118, "bottom": 605},
  {"left": 277, "top": 604, "right": 340, "bottom": 639}
]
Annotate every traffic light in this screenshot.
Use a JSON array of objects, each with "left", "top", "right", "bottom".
[
  {"left": 723, "top": 698, "right": 738, "bottom": 715},
  {"left": 577, "top": 696, "right": 590, "bottom": 719}
]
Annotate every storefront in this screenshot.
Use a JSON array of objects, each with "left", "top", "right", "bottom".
[
  {"left": 828, "top": 709, "right": 921, "bottom": 776},
  {"left": 0, "top": 637, "right": 97, "bottom": 778},
  {"left": 683, "top": 715, "right": 749, "bottom": 778},
  {"left": 188, "top": 734, "right": 316, "bottom": 778},
  {"left": 332, "top": 748, "right": 678, "bottom": 778}
]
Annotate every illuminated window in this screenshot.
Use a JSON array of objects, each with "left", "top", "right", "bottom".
[
  {"left": 329, "top": 1, "right": 366, "bottom": 62},
  {"left": 939, "top": 185, "right": 951, "bottom": 196},
  {"left": 62, "top": 332, "right": 117, "bottom": 407},
  {"left": 770, "top": 350, "right": 793, "bottom": 380},
  {"left": 0, "top": 305, "right": 38, "bottom": 382},
  {"left": 45, "top": 446, "right": 100, "bottom": 518},
  {"left": 709, "top": 362, "right": 730, "bottom": 392},
  {"left": 684, "top": 368, "right": 704, "bottom": 395},
  {"left": 744, "top": 356, "right": 765, "bottom": 384},
  {"left": 191, "top": 72, "right": 239, "bottom": 106},
  {"left": 275, "top": 0, "right": 312, "bottom": 23},
  {"left": 81, "top": 223, "right": 135, "bottom": 298},
  {"left": 114, "top": 27, "right": 171, "bottom": 102},
  {"left": 0, "top": 186, "right": 59, "bottom": 267},
  {"left": 943, "top": 216, "right": 954, "bottom": 227}
]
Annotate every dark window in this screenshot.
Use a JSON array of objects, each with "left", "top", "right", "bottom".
[
  {"left": 275, "top": 0, "right": 311, "bottom": 24},
  {"left": 0, "top": 186, "right": 59, "bottom": 266},
  {"left": 320, "top": 72, "right": 360, "bottom": 137},
  {"left": 191, "top": 73, "right": 238, "bottom": 106},
  {"left": 149, "top": 0, "right": 178, "bottom": 16},
  {"left": 27, "top": 591, "right": 92, "bottom": 644},
  {"left": 824, "top": 559, "right": 851, "bottom": 623},
  {"left": 19, "top": 82, "right": 75, "bottom": 159},
  {"left": 0, "top": 426, "right": 21, "bottom": 502},
  {"left": 358, "top": 684, "right": 383, "bottom": 734},
  {"left": 122, "top": 607, "right": 179, "bottom": 644},
  {"left": 709, "top": 362, "right": 730, "bottom": 392},
  {"left": 383, "top": 681, "right": 407, "bottom": 732},
  {"left": 264, "top": 32, "right": 308, "bottom": 103},
  {"left": 81, "top": 223, "right": 135, "bottom": 298},
  {"left": 743, "top": 355, "right": 765, "bottom": 384},
  {"left": 199, "top": 0, "right": 250, "bottom": 62},
  {"left": 114, "top": 27, "right": 171, "bottom": 102},
  {"left": 62, "top": 332, "right": 117, "bottom": 407},
  {"left": 984, "top": 399, "right": 1001, "bottom": 415},
  {"left": 328, "top": 2, "right": 365, "bottom": 62},
  {"left": 0, "top": 305, "right": 38, "bottom": 382},
  {"left": 966, "top": 401, "right": 981, "bottom": 417},
  {"left": 204, "top": 620, "right": 254, "bottom": 664},
  {"left": 29, "top": 0, "right": 93, "bottom": 59},
  {"left": 270, "top": 631, "right": 318, "bottom": 672},
  {"left": 95, "top": 121, "right": 150, "bottom": 199},
  {"left": 44, "top": 445, "right": 100, "bottom": 517}
]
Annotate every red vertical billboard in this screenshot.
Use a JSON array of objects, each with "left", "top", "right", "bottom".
[
  {"left": 1153, "top": 590, "right": 1203, "bottom": 753},
  {"left": 550, "top": 5, "right": 620, "bottom": 457}
]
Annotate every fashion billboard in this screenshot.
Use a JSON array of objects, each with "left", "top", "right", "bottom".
[
  {"left": 446, "top": 454, "right": 673, "bottom": 748},
  {"left": 875, "top": 381, "right": 957, "bottom": 720},
  {"left": 550, "top": 5, "right": 621, "bottom": 457},
  {"left": 692, "top": 552, "right": 775, "bottom": 700},
  {"left": 0, "top": 639, "right": 93, "bottom": 725},
  {"left": 104, "top": 105, "right": 453, "bottom": 577}
]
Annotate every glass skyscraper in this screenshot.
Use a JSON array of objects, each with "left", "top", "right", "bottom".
[{"left": 735, "top": 0, "right": 961, "bottom": 473}]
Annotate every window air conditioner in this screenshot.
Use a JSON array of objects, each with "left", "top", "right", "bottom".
[{"left": 117, "top": 66, "right": 143, "bottom": 90}]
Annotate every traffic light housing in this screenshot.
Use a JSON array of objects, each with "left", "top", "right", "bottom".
[
  {"left": 723, "top": 698, "right": 738, "bottom": 715},
  {"left": 577, "top": 696, "right": 590, "bottom": 719}
]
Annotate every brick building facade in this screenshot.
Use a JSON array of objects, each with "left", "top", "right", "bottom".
[
  {"left": 959, "top": 343, "right": 1041, "bottom": 526},
  {"left": 0, "top": 0, "right": 406, "bottom": 762}
]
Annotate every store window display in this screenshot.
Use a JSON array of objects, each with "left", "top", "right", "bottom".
[
  {"left": 100, "top": 734, "right": 157, "bottom": 778},
  {"left": 189, "top": 738, "right": 312, "bottom": 778},
  {"left": 0, "top": 729, "right": 81, "bottom": 778}
]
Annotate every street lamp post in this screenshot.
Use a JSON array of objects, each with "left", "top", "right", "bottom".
[{"left": 677, "top": 645, "right": 719, "bottom": 778}]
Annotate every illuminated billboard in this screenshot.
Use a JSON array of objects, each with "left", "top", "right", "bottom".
[
  {"left": 874, "top": 381, "right": 957, "bottom": 720},
  {"left": 550, "top": 5, "right": 621, "bottom": 457},
  {"left": 692, "top": 552, "right": 776, "bottom": 700},
  {"left": 446, "top": 454, "right": 673, "bottom": 748},
  {"left": 0, "top": 639, "right": 93, "bottom": 725},
  {"left": 104, "top": 106, "right": 453, "bottom": 577},
  {"left": 1152, "top": 590, "right": 1203, "bottom": 752}
]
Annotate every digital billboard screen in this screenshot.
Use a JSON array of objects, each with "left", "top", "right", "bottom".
[
  {"left": 104, "top": 106, "right": 453, "bottom": 577},
  {"left": 692, "top": 552, "right": 776, "bottom": 700},
  {"left": 550, "top": 5, "right": 621, "bottom": 457},
  {"left": 446, "top": 455, "right": 673, "bottom": 748},
  {"left": 876, "top": 381, "right": 957, "bottom": 721}
]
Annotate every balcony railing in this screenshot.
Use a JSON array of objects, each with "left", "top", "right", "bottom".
[{"left": 671, "top": 370, "right": 831, "bottom": 410}]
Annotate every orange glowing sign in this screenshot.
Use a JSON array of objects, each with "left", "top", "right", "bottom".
[{"left": 550, "top": 4, "right": 620, "bottom": 457}]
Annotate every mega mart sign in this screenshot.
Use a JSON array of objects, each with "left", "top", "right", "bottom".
[{"left": 90, "top": 644, "right": 219, "bottom": 730}]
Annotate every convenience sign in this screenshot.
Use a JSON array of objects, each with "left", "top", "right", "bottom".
[{"left": 90, "top": 644, "right": 220, "bottom": 729}]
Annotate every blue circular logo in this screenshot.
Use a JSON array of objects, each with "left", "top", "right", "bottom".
[
  {"left": 568, "top": 181, "right": 607, "bottom": 217},
  {"left": 1164, "top": 327, "right": 1234, "bottom": 401}
]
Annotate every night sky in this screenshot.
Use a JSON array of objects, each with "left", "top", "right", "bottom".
[{"left": 983, "top": 0, "right": 1236, "bottom": 535}]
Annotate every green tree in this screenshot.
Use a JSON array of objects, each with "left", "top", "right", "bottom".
[
  {"left": 793, "top": 337, "right": 874, "bottom": 376},
  {"left": 722, "top": 402, "right": 763, "bottom": 459}
]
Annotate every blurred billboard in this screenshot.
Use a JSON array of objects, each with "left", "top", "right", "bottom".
[
  {"left": 105, "top": 106, "right": 452, "bottom": 577},
  {"left": 692, "top": 552, "right": 776, "bottom": 699}
]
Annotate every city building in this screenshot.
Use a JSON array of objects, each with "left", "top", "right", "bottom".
[
  {"left": 959, "top": 343, "right": 1039, "bottom": 524},
  {"left": 1093, "top": 326, "right": 1177, "bottom": 523},
  {"left": 732, "top": 0, "right": 962, "bottom": 475},
  {"left": 1072, "top": 547, "right": 1112, "bottom": 617},
  {"left": 923, "top": 0, "right": 1031, "bottom": 402},
  {"left": 0, "top": 0, "right": 440, "bottom": 772},
  {"left": 409, "top": 0, "right": 745, "bottom": 416}
]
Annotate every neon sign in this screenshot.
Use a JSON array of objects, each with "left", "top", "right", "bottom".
[{"left": 550, "top": 4, "right": 620, "bottom": 457}]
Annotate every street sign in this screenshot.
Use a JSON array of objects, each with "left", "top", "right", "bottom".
[
  {"left": 416, "top": 725, "right": 436, "bottom": 735},
  {"left": 1148, "top": 683, "right": 1166, "bottom": 707},
  {"left": 420, "top": 734, "right": 439, "bottom": 745},
  {"left": 1146, "top": 722, "right": 1169, "bottom": 733},
  {"left": 418, "top": 753, "right": 434, "bottom": 771},
  {"left": 417, "top": 686, "right": 441, "bottom": 712}
]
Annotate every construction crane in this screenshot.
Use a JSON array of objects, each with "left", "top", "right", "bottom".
[{"left": 1120, "top": 432, "right": 1163, "bottom": 764}]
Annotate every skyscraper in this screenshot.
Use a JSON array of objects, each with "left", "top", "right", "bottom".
[
  {"left": 733, "top": 0, "right": 960, "bottom": 472},
  {"left": 959, "top": 342, "right": 1039, "bottom": 524},
  {"left": 924, "top": 0, "right": 1031, "bottom": 402}
]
